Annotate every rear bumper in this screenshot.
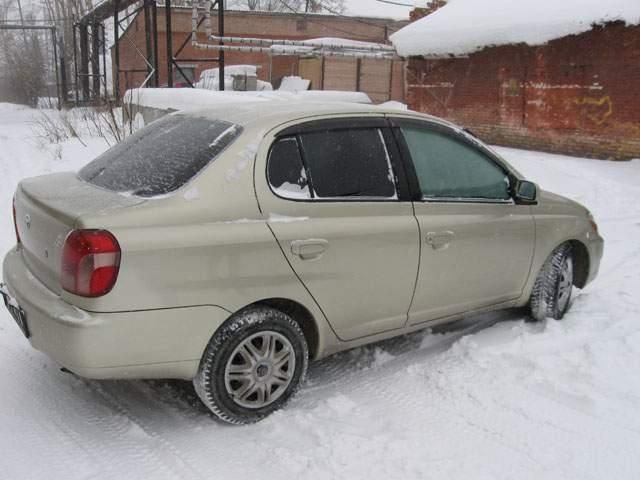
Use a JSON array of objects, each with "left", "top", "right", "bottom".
[{"left": 2, "top": 247, "right": 231, "bottom": 380}]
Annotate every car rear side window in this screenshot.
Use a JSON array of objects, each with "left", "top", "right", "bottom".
[
  {"left": 299, "top": 128, "right": 396, "bottom": 199},
  {"left": 79, "top": 114, "right": 242, "bottom": 197},
  {"left": 267, "top": 137, "right": 310, "bottom": 199}
]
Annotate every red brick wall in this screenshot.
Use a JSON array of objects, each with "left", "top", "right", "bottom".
[
  {"left": 115, "top": 9, "right": 406, "bottom": 102},
  {"left": 406, "top": 22, "right": 640, "bottom": 160}
]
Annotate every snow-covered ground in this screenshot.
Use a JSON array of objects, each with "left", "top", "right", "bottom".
[{"left": 1, "top": 103, "right": 640, "bottom": 479}]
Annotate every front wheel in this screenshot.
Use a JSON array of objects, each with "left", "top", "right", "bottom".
[
  {"left": 530, "top": 243, "right": 574, "bottom": 321},
  {"left": 194, "top": 306, "right": 308, "bottom": 425}
]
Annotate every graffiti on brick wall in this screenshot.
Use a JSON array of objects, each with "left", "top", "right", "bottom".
[
  {"left": 407, "top": 71, "right": 455, "bottom": 111},
  {"left": 572, "top": 95, "right": 613, "bottom": 125}
]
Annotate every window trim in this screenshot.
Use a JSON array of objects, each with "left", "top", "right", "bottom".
[
  {"left": 388, "top": 117, "right": 517, "bottom": 205},
  {"left": 266, "top": 120, "right": 412, "bottom": 203}
]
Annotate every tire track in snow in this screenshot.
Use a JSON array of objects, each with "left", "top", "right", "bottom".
[
  {"left": 0, "top": 325, "right": 197, "bottom": 480},
  {"left": 80, "top": 380, "right": 209, "bottom": 480}
]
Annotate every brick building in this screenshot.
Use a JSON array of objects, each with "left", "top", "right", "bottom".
[
  {"left": 395, "top": 2, "right": 640, "bottom": 160},
  {"left": 114, "top": 8, "right": 406, "bottom": 103}
]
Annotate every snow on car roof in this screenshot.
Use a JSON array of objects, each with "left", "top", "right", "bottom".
[
  {"left": 124, "top": 88, "right": 372, "bottom": 113},
  {"left": 390, "top": 0, "right": 640, "bottom": 58},
  {"left": 181, "top": 100, "right": 450, "bottom": 132}
]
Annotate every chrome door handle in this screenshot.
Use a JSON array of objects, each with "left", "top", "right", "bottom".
[
  {"left": 426, "top": 231, "right": 455, "bottom": 250},
  {"left": 290, "top": 239, "right": 329, "bottom": 260}
]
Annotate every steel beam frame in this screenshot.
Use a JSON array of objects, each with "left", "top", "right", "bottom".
[
  {"left": 71, "top": 0, "right": 226, "bottom": 105},
  {"left": 72, "top": 21, "right": 108, "bottom": 105}
]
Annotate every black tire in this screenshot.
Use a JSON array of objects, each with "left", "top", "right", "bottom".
[
  {"left": 194, "top": 306, "right": 308, "bottom": 425},
  {"left": 530, "top": 243, "right": 574, "bottom": 321}
]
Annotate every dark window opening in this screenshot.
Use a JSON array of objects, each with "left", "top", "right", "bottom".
[
  {"left": 299, "top": 128, "right": 396, "bottom": 199},
  {"left": 267, "top": 136, "right": 310, "bottom": 199}
]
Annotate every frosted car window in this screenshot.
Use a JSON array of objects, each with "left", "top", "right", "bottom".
[
  {"left": 299, "top": 128, "right": 395, "bottom": 199},
  {"left": 401, "top": 127, "right": 510, "bottom": 200},
  {"left": 79, "top": 115, "right": 242, "bottom": 197},
  {"left": 267, "top": 137, "right": 310, "bottom": 199}
]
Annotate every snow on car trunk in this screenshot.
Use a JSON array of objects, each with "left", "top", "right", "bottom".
[{"left": 14, "top": 173, "right": 143, "bottom": 294}]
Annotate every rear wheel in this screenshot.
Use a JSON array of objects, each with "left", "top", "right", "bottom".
[
  {"left": 194, "top": 306, "right": 308, "bottom": 425},
  {"left": 530, "top": 243, "right": 574, "bottom": 321}
]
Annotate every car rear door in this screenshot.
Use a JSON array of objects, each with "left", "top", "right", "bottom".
[
  {"left": 390, "top": 117, "right": 535, "bottom": 325},
  {"left": 254, "top": 116, "right": 420, "bottom": 341}
]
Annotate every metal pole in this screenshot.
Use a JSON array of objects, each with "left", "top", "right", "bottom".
[
  {"left": 208, "top": 35, "right": 396, "bottom": 52},
  {"left": 72, "top": 23, "right": 79, "bottom": 104},
  {"left": 79, "top": 24, "right": 90, "bottom": 100},
  {"left": 92, "top": 23, "right": 101, "bottom": 100},
  {"left": 193, "top": 41, "right": 397, "bottom": 59},
  {"left": 51, "top": 26, "right": 61, "bottom": 109},
  {"left": 101, "top": 23, "right": 108, "bottom": 102},
  {"left": 166, "top": 0, "right": 173, "bottom": 87},
  {"left": 143, "top": 0, "right": 153, "bottom": 84},
  {"left": 217, "top": 0, "right": 224, "bottom": 91},
  {"left": 151, "top": 0, "right": 159, "bottom": 87},
  {"left": 59, "top": 35, "right": 68, "bottom": 106},
  {"left": 114, "top": 0, "right": 121, "bottom": 103}
]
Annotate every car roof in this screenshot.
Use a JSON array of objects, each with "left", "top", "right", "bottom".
[{"left": 179, "top": 101, "right": 455, "bottom": 131}]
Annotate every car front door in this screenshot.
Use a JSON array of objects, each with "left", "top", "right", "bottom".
[
  {"left": 255, "top": 117, "right": 420, "bottom": 341},
  {"left": 390, "top": 118, "right": 535, "bottom": 325}
]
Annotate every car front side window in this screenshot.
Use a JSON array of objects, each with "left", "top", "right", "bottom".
[{"left": 400, "top": 125, "right": 510, "bottom": 201}]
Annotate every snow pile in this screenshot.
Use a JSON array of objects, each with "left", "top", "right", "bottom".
[
  {"left": 237, "top": 90, "right": 372, "bottom": 104},
  {"left": 195, "top": 65, "right": 274, "bottom": 92},
  {"left": 391, "top": 0, "right": 640, "bottom": 57},
  {"left": 123, "top": 88, "right": 267, "bottom": 111},
  {"left": 124, "top": 87, "right": 372, "bottom": 112},
  {"left": 199, "top": 65, "right": 258, "bottom": 79},
  {"left": 343, "top": 0, "right": 412, "bottom": 20},
  {"left": 379, "top": 100, "right": 408, "bottom": 110},
  {"left": 278, "top": 76, "right": 311, "bottom": 92}
]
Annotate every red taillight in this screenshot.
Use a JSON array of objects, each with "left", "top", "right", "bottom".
[
  {"left": 12, "top": 197, "right": 20, "bottom": 244},
  {"left": 61, "top": 229, "right": 121, "bottom": 297}
]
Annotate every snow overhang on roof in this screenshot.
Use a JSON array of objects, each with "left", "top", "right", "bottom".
[{"left": 390, "top": 0, "right": 640, "bottom": 58}]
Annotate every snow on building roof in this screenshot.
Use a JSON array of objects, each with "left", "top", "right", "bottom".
[
  {"left": 390, "top": 0, "right": 640, "bottom": 58},
  {"left": 344, "top": 0, "right": 413, "bottom": 20}
]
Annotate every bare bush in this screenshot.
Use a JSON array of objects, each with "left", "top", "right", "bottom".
[
  {"left": 32, "top": 109, "right": 85, "bottom": 146},
  {"left": 76, "top": 103, "right": 124, "bottom": 146},
  {"left": 32, "top": 103, "right": 123, "bottom": 148}
]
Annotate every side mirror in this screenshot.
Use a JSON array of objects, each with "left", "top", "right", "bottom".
[{"left": 514, "top": 180, "right": 537, "bottom": 204}]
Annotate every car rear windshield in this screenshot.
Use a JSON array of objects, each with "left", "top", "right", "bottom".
[{"left": 78, "top": 114, "right": 242, "bottom": 197}]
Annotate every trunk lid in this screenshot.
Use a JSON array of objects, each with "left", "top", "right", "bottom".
[{"left": 14, "top": 172, "right": 144, "bottom": 294}]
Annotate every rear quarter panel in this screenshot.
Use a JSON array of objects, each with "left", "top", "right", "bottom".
[{"left": 66, "top": 124, "right": 336, "bottom": 359}]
